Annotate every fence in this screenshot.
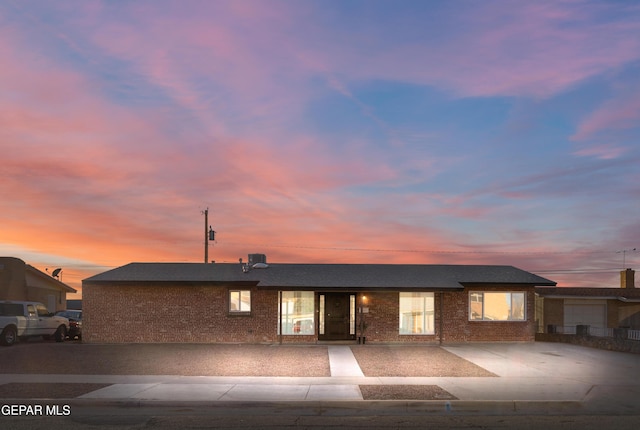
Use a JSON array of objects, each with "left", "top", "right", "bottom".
[{"left": 546, "top": 325, "right": 640, "bottom": 341}]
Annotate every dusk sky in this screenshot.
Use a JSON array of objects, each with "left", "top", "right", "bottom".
[{"left": 2, "top": 0, "right": 639, "bottom": 297}]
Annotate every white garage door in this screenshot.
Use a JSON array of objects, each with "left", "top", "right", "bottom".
[{"left": 564, "top": 301, "right": 606, "bottom": 328}]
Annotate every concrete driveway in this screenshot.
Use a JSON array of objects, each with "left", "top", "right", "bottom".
[{"left": 441, "top": 342, "right": 640, "bottom": 412}]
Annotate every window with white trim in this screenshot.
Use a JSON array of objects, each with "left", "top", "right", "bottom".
[
  {"left": 229, "top": 290, "right": 251, "bottom": 313},
  {"left": 399, "top": 292, "right": 435, "bottom": 334},
  {"left": 469, "top": 292, "right": 525, "bottom": 321},
  {"left": 278, "top": 291, "right": 315, "bottom": 335}
]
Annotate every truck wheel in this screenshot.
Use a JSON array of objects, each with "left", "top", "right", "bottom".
[
  {"left": 54, "top": 326, "right": 67, "bottom": 343},
  {"left": 1, "top": 326, "right": 17, "bottom": 346}
]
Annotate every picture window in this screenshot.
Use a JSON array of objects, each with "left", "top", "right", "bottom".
[
  {"left": 399, "top": 292, "right": 434, "bottom": 335},
  {"left": 469, "top": 292, "right": 525, "bottom": 321},
  {"left": 278, "top": 291, "right": 314, "bottom": 335}
]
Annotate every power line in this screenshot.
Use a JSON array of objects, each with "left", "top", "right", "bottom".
[
  {"left": 531, "top": 268, "right": 623, "bottom": 274},
  {"left": 236, "top": 243, "right": 613, "bottom": 255}
]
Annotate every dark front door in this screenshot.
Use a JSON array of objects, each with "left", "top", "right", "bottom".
[{"left": 319, "top": 293, "right": 354, "bottom": 340}]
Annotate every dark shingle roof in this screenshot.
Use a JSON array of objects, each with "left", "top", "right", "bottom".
[{"left": 84, "top": 263, "right": 556, "bottom": 290}]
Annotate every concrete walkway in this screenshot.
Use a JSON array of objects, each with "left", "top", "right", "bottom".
[
  {"left": 327, "top": 345, "right": 364, "bottom": 377},
  {"left": 2, "top": 343, "right": 639, "bottom": 414}
]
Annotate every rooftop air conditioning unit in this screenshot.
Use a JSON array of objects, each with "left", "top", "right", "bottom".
[{"left": 248, "top": 254, "right": 266, "bottom": 266}]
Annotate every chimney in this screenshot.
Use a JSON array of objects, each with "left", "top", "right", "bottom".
[{"left": 621, "top": 269, "right": 635, "bottom": 289}]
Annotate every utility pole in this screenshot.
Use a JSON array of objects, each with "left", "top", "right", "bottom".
[
  {"left": 203, "top": 208, "right": 208, "bottom": 263},
  {"left": 202, "top": 208, "right": 216, "bottom": 263}
]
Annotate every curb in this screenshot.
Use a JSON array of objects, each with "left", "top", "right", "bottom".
[{"left": 1, "top": 398, "right": 597, "bottom": 416}]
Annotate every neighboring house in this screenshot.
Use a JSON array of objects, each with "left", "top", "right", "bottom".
[
  {"left": 536, "top": 269, "right": 640, "bottom": 332},
  {"left": 0, "top": 257, "right": 77, "bottom": 312},
  {"left": 83, "top": 254, "right": 556, "bottom": 344}
]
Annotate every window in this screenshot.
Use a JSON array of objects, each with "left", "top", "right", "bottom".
[
  {"left": 319, "top": 295, "right": 325, "bottom": 335},
  {"left": 36, "top": 303, "right": 50, "bottom": 317},
  {"left": 0, "top": 303, "right": 23, "bottom": 316},
  {"left": 278, "top": 291, "right": 315, "bottom": 335},
  {"left": 349, "top": 294, "right": 356, "bottom": 336},
  {"left": 229, "top": 290, "right": 251, "bottom": 313},
  {"left": 399, "top": 292, "right": 434, "bottom": 335},
  {"left": 469, "top": 292, "right": 526, "bottom": 321}
]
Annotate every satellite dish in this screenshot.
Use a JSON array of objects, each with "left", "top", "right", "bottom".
[{"left": 52, "top": 268, "right": 62, "bottom": 278}]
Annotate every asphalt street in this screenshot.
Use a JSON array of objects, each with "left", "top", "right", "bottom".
[{"left": 2, "top": 403, "right": 640, "bottom": 429}]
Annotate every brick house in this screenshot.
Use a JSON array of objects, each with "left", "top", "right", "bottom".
[
  {"left": 0, "top": 257, "right": 76, "bottom": 312},
  {"left": 82, "top": 255, "right": 556, "bottom": 344},
  {"left": 536, "top": 269, "right": 640, "bottom": 333}
]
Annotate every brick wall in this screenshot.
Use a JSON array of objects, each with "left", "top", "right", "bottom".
[
  {"left": 359, "top": 292, "right": 439, "bottom": 343},
  {"left": 83, "top": 284, "right": 278, "bottom": 343},
  {"left": 441, "top": 287, "right": 536, "bottom": 342},
  {"left": 358, "top": 287, "right": 536, "bottom": 343},
  {"left": 84, "top": 283, "right": 537, "bottom": 343},
  {"left": 536, "top": 332, "right": 640, "bottom": 354}
]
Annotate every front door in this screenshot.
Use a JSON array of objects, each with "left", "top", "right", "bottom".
[{"left": 319, "top": 293, "right": 355, "bottom": 341}]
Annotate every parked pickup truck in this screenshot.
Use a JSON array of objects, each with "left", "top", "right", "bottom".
[{"left": 0, "top": 301, "right": 69, "bottom": 346}]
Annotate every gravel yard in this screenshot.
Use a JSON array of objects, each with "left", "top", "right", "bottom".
[
  {"left": 359, "top": 385, "right": 458, "bottom": 400},
  {"left": 1, "top": 341, "right": 494, "bottom": 378},
  {"left": 350, "top": 345, "right": 496, "bottom": 377},
  {"left": 0, "top": 342, "right": 330, "bottom": 377}
]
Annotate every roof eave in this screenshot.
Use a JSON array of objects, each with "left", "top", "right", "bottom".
[
  {"left": 255, "top": 285, "right": 466, "bottom": 291},
  {"left": 83, "top": 280, "right": 260, "bottom": 287},
  {"left": 461, "top": 282, "right": 556, "bottom": 288}
]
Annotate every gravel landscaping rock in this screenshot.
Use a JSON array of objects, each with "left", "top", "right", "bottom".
[
  {"left": 1, "top": 342, "right": 494, "bottom": 378},
  {"left": 351, "top": 345, "right": 496, "bottom": 377},
  {"left": 0, "top": 343, "right": 331, "bottom": 377},
  {"left": 359, "top": 385, "right": 458, "bottom": 400}
]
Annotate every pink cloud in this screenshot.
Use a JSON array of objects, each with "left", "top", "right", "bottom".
[
  {"left": 315, "top": 1, "right": 640, "bottom": 99},
  {"left": 572, "top": 143, "right": 628, "bottom": 160},
  {"left": 572, "top": 86, "right": 640, "bottom": 139},
  {"left": 84, "top": 1, "right": 311, "bottom": 134}
]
